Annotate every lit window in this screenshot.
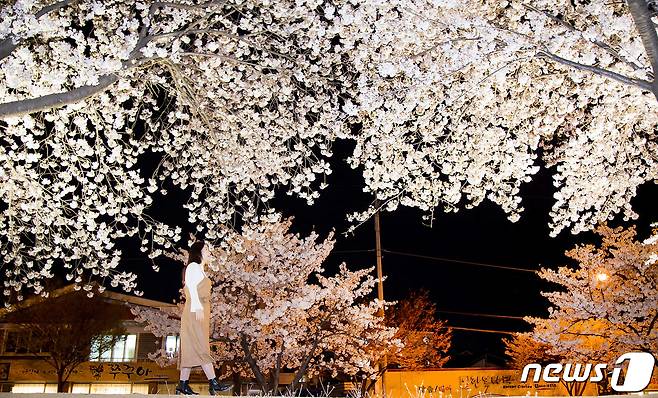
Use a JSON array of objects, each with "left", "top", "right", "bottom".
[
  {"left": 12, "top": 384, "right": 47, "bottom": 393},
  {"left": 112, "top": 337, "right": 125, "bottom": 360},
  {"left": 90, "top": 334, "right": 137, "bottom": 362},
  {"left": 71, "top": 384, "right": 90, "bottom": 394},
  {"left": 44, "top": 384, "right": 58, "bottom": 393},
  {"left": 90, "top": 383, "right": 132, "bottom": 394},
  {"left": 165, "top": 335, "right": 180, "bottom": 357},
  {"left": 131, "top": 384, "right": 149, "bottom": 394}
]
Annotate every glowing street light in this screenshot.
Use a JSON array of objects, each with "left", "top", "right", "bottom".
[{"left": 596, "top": 272, "right": 609, "bottom": 282}]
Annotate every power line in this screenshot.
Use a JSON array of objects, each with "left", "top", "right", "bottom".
[
  {"left": 442, "top": 326, "right": 519, "bottom": 335},
  {"left": 437, "top": 310, "right": 527, "bottom": 320},
  {"left": 330, "top": 249, "right": 375, "bottom": 254},
  {"left": 381, "top": 249, "right": 537, "bottom": 273},
  {"left": 124, "top": 248, "right": 537, "bottom": 274}
]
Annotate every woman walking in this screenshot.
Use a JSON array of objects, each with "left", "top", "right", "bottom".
[{"left": 176, "top": 240, "right": 231, "bottom": 395}]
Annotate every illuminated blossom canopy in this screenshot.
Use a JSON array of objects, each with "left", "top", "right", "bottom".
[{"left": 1, "top": 0, "right": 658, "bottom": 297}]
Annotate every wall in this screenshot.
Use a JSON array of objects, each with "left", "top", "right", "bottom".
[{"left": 384, "top": 369, "right": 600, "bottom": 398}]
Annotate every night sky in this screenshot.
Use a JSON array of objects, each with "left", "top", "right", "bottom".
[{"left": 119, "top": 138, "right": 658, "bottom": 366}]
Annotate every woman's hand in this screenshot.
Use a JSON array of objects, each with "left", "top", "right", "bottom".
[{"left": 195, "top": 311, "right": 204, "bottom": 321}]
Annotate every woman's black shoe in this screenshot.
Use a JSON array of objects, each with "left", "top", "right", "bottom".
[
  {"left": 175, "top": 380, "right": 199, "bottom": 395},
  {"left": 208, "top": 377, "right": 232, "bottom": 395}
]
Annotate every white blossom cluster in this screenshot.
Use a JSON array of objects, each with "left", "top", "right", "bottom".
[
  {"left": 2, "top": 0, "right": 658, "bottom": 297},
  {"left": 527, "top": 225, "right": 658, "bottom": 363},
  {"left": 340, "top": 0, "right": 658, "bottom": 235},
  {"left": 0, "top": 0, "right": 349, "bottom": 298},
  {"left": 135, "top": 219, "right": 399, "bottom": 388}
]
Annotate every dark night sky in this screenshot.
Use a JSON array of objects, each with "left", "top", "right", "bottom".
[{"left": 119, "top": 138, "right": 658, "bottom": 366}]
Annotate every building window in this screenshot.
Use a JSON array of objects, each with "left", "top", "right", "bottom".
[
  {"left": 165, "top": 334, "right": 180, "bottom": 357},
  {"left": 136, "top": 333, "right": 160, "bottom": 360},
  {"left": 1, "top": 329, "right": 48, "bottom": 355},
  {"left": 72, "top": 383, "right": 146, "bottom": 394},
  {"left": 89, "top": 383, "right": 132, "bottom": 394},
  {"left": 4, "top": 331, "right": 19, "bottom": 353},
  {"left": 90, "top": 334, "right": 137, "bottom": 362},
  {"left": 3, "top": 331, "right": 32, "bottom": 354},
  {"left": 11, "top": 384, "right": 57, "bottom": 393},
  {"left": 71, "top": 384, "right": 90, "bottom": 394},
  {"left": 131, "top": 384, "right": 149, "bottom": 394}
]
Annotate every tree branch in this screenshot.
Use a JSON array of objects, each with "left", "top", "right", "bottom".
[
  {"left": 290, "top": 337, "right": 320, "bottom": 391},
  {"left": 645, "top": 310, "right": 658, "bottom": 336},
  {"left": 524, "top": 3, "right": 645, "bottom": 72},
  {"left": 537, "top": 50, "right": 654, "bottom": 92},
  {"left": 0, "top": 74, "right": 119, "bottom": 119},
  {"left": 0, "top": 10, "right": 153, "bottom": 120},
  {"left": 627, "top": 0, "right": 658, "bottom": 98},
  {"left": 151, "top": 1, "right": 226, "bottom": 12}
]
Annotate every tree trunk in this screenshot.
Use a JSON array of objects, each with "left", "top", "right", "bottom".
[
  {"left": 290, "top": 339, "right": 319, "bottom": 392},
  {"left": 57, "top": 369, "right": 66, "bottom": 393},
  {"left": 231, "top": 372, "right": 241, "bottom": 396},
  {"left": 270, "top": 346, "right": 284, "bottom": 395},
  {"left": 239, "top": 334, "right": 270, "bottom": 393},
  {"left": 561, "top": 380, "right": 587, "bottom": 396},
  {"left": 360, "top": 370, "right": 382, "bottom": 398},
  {"left": 360, "top": 379, "right": 369, "bottom": 398}
]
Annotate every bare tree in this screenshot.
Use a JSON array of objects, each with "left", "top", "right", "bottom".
[{"left": 2, "top": 289, "right": 127, "bottom": 392}]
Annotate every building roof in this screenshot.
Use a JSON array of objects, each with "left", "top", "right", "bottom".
[{"left": 0, "top": 284, "right": 176, "bottom": 319}]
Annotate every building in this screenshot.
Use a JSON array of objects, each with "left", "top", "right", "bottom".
[{"left": 0, "top": 285, "right": 189, "bottom": 394}]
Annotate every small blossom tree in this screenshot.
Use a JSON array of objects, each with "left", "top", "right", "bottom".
[
  {"left": 132, "top": 219, "right": 399, "bottom": 393},
  {"left": 509, "top": 224, "right": 658, "bottom": 394},
  {"left": 503, "top": 333, "right": 588, "bottom": 396},
  {"left": 356, "top": 289, "right": 451, "bottom": 396}
]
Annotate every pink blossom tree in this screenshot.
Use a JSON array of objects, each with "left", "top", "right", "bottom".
[{"left": 132, "top": 219, "right": 399, "bottom": 394}]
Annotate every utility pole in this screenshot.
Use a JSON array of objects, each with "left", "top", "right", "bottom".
[
  {"left": 374, "top": 206, "right": 385, "bottom": 316},
  {"left": 373, "top": 201, "right": 387, "bottom": 397}
]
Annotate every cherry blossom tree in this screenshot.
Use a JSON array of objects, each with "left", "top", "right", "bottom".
[
  {"left": 343, "top": 0, "right": 658, "bottom": 237},
  {"left": 513, "top": 224, "right": 658, "bottom": 395},
  {"left": 4, "top": 0, "right": 658, "bottom": 300},
  {"left": 132, "top": 219, "right": 399, "bottom": 393},
  {"left": 506, "top": 226, "right": 657, "bottom": 396},
  {"left": 504, "top": 332, "right": 561, "bottom": 369},
  {"left": 0, "top": 0, "right": 347, "bottom": 299},
  {"left": 504, "top": 333, "right": 589, "bottom": 396},
  {"left": 357, "top": 289, "right": 451, "bottom": 396},
  {"left": 386, "top": 290, "right": 451, "bottom": 370}
]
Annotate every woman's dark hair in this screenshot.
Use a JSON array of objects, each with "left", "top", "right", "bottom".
[
  {"left": 183, "top": 240, "right": 205, "bottom": 284},
  {"left": 188, "top": 240, "right": 205, "bottom": 265}
]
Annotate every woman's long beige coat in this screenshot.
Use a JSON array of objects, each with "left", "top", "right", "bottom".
[{"left": 178, "top": 266, "right": 213, "bottom": 369}]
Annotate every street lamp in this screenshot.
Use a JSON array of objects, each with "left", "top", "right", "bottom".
[{"left": 595, "top": 272, "right": 609, "bottom": 283}]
